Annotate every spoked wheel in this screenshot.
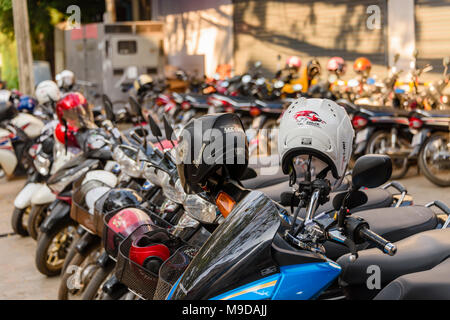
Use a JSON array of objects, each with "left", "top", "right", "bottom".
[
  {"left": 11, "top": 207, "right": 30, "bottom": 236},
  {"left": 419, "top": 133, "right": 450, "bottom": 187},
  {"left": 366, "top": 130, "right": 410, "bottom": 179},
  {"left": 35, "top": 222, "right": 77, "bottom": 276},
  {"left": 58, "top": 244, "right": 102, "bottom": 300}
]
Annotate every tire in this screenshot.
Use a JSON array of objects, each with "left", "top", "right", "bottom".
[
  {"left": 61, "top": 235, "right": 80, "bottom": 275},
  {"left": 58, "top": 243, "right": 101, "bottom": 300},
  {"left": 27, "top": 205, "right": 48, "bottom": 240},
  {"left": 418, "top": 133, "right": 450, "bottom": 187},
  {"left": 35, "top": 221, "right": 77, "bottom": 277},
  {"left": 366, "top": 130, "right": 409, "bottom": 180},
  {"left": 81, "top": 263, "right": 115, "bottom": 300},
  {"left": 11, "top": 207, "right": 29, "bottom": 236}
]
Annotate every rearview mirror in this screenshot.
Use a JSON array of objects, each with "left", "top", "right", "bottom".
[
  {"left": 162, "top": 115, "right": 175, "bottom": 142},
  {"left": 422, "top": 64, "right": 433, "bottom": 73},
  {"left": 102, "top": 94, "right": 115, "bottom": 122},
  {"left": 128, "top": 97, "right": 143, "bottom": 118},
  {"left": 352, "top": 154, "right": 392, "bottom": 189},
  {"left": 147, "top": 112, "right": 163, "bottom": 138},
  {"left": 394, "top": 53, "right": 400, "bottom": 64}
]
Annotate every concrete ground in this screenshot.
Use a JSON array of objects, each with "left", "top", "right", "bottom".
[{"left": 0, "top": 169, "right": 448, "bottom": 300}]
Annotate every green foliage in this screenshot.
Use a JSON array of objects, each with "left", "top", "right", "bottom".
[{"left": 0, "top": 0, "right": 105, "bottom": 84}]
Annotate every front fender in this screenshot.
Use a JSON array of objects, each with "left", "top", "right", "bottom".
[
  {"left": 14, "top": 183, "right": 42, "bottom": 209},
  {"left": 39, "top": 200, "right": 71, "bottom": 234},
  {"left": 31, "top": 183, "right": 56, "bottom": 205}
]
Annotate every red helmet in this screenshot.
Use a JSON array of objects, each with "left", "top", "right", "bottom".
[
  {"left": 55, "top": 122, "right": 79, "bottom": 148},
  {"left": 353, "top": 57, "right": 372, "bottom": 75},
  {"left": 129, "top": 233, "right": 171, "bottom": 274},
  {"left": 56, "top": 92, "right": 93, "bottom": 129},
  {"left": 327, "top": 57, "right": 347, "bottom": 75},
  {"left": 286, "top": 56, "right": 302, "bottom": 69},
  {"left": 107, "top": 208, "right": 153, "bottom": 238}
]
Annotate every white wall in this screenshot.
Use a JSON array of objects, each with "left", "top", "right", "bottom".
[
  {"left": 152, "top": 0, "right": 233, "bottom": 77},
  {"left": 387, "top": 0, "right": 415, "bottom": 76}
]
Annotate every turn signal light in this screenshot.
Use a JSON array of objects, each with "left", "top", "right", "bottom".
[
  {"left": 352, "top": 115, "right": 368, "bottom": 129},
  {"left": 249, "top": 106, "right": 261, "bottom": 117},
  {"left": 181, "top": 101, "right": 191, "bottom": 111},
  {"left": 409, "top": 117, "right": 423, "bottom": 129},
  {"left": 216, "top": 192, "right": 236, "bottom": 218}
]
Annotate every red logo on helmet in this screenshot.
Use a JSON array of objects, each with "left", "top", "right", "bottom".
[{"left": 295, "top": 110, "right": 326, "bottom": 124}]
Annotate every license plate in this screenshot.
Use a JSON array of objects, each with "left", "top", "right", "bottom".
[
  {"left": 355, "top": 128, "right": 369, "bottom": 144},
  {"left": 411, "top": 132, "right": 423, "bottom": 147}
]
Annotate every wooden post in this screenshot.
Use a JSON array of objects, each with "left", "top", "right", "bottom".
[
  {"left": 105, "top": 0, "right": 117, "bottom": 23},
  {"left": 12, "top": 0, "right": 35, "bottom": 94}
]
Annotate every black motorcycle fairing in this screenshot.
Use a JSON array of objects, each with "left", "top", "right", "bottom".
[
  {"left": 170, "top": 191, "right": 280, "bottom": 300},
  {"left": 47, "top": 157, "right": 99, "bottom": 186},
  {"left": 170, "top": 191, "right": 326, "bottom": 300},
  {"left": 39, "top": 199, "right": 71, "bottom": 234}
]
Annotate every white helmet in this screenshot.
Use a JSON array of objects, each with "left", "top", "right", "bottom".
[
  {"left": 278, "top": 98, "right": 354, "bottom": 188},
  {"left": 35, "top": 80, "right": 60, "bottom": 105},
  {"left": 59, "top": 70, "right": 75, "bottom": 89}
]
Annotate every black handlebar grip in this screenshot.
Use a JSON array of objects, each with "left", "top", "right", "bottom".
[
  {"left": 389, "top": 181, "right": 407, "bottom": 194},
  {"left": 359, "top": 227, "right": 397, "bottom": 256},
  {"left": 433, "top": 200, "right": 450, "bottom": 215}
]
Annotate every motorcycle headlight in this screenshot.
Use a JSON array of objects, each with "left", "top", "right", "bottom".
[
  {"left": 142, "top": 163, "right": 168, "bottom": 186},
  {"left": 183, "top": 194, "right": 218, "bottom": 224},
  {"left": 113, "top": 146, "right": 141, "bottom": 178},
  {"left": 161, "top": 175, "right": 185, "bottom": 204},
  {"left": 33, "top": 154, "right": 50, "bottom": 176}
]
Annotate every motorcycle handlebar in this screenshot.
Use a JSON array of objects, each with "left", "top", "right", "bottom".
[{"left": 359, "top": 227, "right": 397, "bottom": 256}]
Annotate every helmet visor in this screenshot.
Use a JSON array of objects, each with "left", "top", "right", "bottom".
[
  {"left": 291, "top": 155, "right": 344, "bottom": 190},
  {"left": 61, "top": 105, "right": 94, "bottom": 129}
]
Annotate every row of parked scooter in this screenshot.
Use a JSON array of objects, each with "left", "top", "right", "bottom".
[
  {"left": 134, "top": 56, "right": 450, "bottom": 187},
  {"left": 1, "top": 72, "right": 449, "bottom": 300}
]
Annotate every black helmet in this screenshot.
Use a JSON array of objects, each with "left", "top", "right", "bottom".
[
  {"left": 95, "top": 188, "right": 143, "bottom": 215},
  {"left": 307, "top": 58, "right": 321, "bottom": 80},
  {"left": 0, "top": 101, "right": 17, "bottom": 121},
  {"left": 176, "top": 113, "right": 249, "bottom": 194}
]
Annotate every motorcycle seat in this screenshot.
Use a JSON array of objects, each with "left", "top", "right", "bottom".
[
  {"left": 242, "top": 167, "right": 288, "bottom": 190},
  {"left": 324, "top": 205, "right": 438, "bottom": 261},
  {"left": 185, "top": 94, "right": 209, "bottom": 106},
  {"left": 337, "top": 228, "right": 450, "bottom": 287},
  {"left": 255, "top": 100, "right": 284, "bottom": 110},
  {"left": 359, "top": 105, "right": 410, "bottom": 117},
  {"left": 374, "top": 257, "right": 450, "bottom": 300},
  {"left": 417, "top": 109, "right": 450, "bottom": 118},
  {"left": 223, "top": 95, "right": 255, "bottom": 107}
]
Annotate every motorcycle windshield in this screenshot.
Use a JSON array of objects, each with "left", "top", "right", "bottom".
[{"left": 170, "top": 191, "right": 282, "bottom": 300}]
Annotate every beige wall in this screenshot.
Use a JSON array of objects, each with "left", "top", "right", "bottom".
[
  {"left": 154, "top": 0, "right": 234, "bottom": 77},
  {"left": 233, "top": 0, "right": 388, "bottom": 80}
]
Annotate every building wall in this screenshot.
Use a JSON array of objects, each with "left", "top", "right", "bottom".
[
  {"left": 152, "top": 0, "right": 234, "bottom": 77},
  {"left": 233, "top": 0, "right": 388, "bottom": 79}
]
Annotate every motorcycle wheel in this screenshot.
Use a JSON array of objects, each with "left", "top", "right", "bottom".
[
  {"left": 35, "top": 221, "right": 77, "bottom": 276},
  {"left": 418, "top": 133, "right": 450, "bottom": 187},
  {"left": 27, "top": 204, "right": 49, "bottom": 240},
  {"left": 81, "top": 263, "right": 115, "bottom": 300},
  {"left": 366, "top": 130, "right": 409, "bottom": 179},
  {"left": 11, "top": 207, "right": 30, "bottom": 236},
  {"left": 58, "top": 244, "right": 102, "bottom": 300}
]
